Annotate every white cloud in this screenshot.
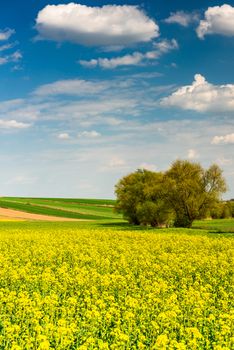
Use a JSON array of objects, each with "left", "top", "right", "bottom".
[
  {"left": 0, "top": 42, "right": 15, "bottom": 52},
  {"left": 152, "top": 38, "right": 178, "bottom": 53},
  {"left": 79, "top": 39, "right": 178, "bottom": 69},
  {"left": 0, "top": 50, "right": 22, "bottom": 66},
  {"left": 0, "top": 28, "right": 15, "bottom": 41},
  {"left": 211, "top": 133, "right": 234, "bottom": 145},
  {"left": 58, "top": 132, "right": 70, "bottom": 140},
  {"left": 107, "top": 156, "right": 126, "bottom": 169},
  {"left": 197, "top": 4, "right": 234, "bottom": 39},
  {"left": 165, "top": 11, "right": 199, "bottom": 27},
  {"left": 43, "top": 98, "right": 138, "bottom": 123},
  {"left": 1, "top": 68, "right": 234, "bottom": 198},
  {"left": 187, "top": 149, "right": 199, "bottom": 159},
  {"left": 109, "top": 157, "right": 125, "bottom": 167},
  {"left": 79, "top": 59, "right": 99, "bottom": 69},
  {"left": 0, "top": 100, "right": 40, "bottom": 121},
  {"left": 77, "top": 130, "right": 101, "bottom": 138},
  {"left": 128, "top": 72, "right": 163, "bottom": 79},
  {"left": 33, "top": 79, "right": 109, "bottom": 96},
  {"left": 0, "top": 76, "right": 173, "bottom": 133},
  {"left": 0, "top": 120, "right": 30, "bottom": 129},
  {"left": 161, "top": 74, "right": 234, "bottom": 113},
  {"left": 35, "top": 3, "right": 159, "bottom": 47},
  {"left": 11, "top": 65, "right": 23, "bottom": 72},
  {"left": 80, "top": 52, "right": 144, "bottom": 69},
  {"left": 0, "top": 57, "right": 8, "bottom": 65},
  {"left": 0, "top": 29, "right": 21, "bottom": 67},
  {"left": 10, "top": 51, "right": 22, "bottom": 61}
]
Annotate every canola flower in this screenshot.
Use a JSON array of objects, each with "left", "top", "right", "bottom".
[{"left": 0, "top": 223, "right": 233, "bottom": 349}]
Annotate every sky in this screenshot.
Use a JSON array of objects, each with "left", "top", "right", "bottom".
[{"left": 0, "top": 0, "right": 234, "bottom": 199}]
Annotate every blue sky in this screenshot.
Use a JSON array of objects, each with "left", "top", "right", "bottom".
[{"left": 0, "top": 0, "right": 234, "bottom": 198}]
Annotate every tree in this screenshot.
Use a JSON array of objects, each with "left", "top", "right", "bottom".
[
  {"left": 115, "top": 160, "right": 227, "bottom": 228},
  {"left": 115, "top": 169, "right": 173, "bottom": 227},
  {"left": 210, "top": 202, "right": 224, "bottom": 219},
  {"left": 228, "top": 201, "right": 234, "bottom": 218},
  {"left": 115, "top": 169, "right": 149, "bottom": 225},
  {"left": 136, "top": 200, "right": 174, "bottom": 227},
  {"left": 164, "top": 160, "right": 227, "bottom": 227}
]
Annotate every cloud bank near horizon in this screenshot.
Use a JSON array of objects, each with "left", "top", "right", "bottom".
[{"left": 161, "top": 74, "right": 234, "bottom": 113}]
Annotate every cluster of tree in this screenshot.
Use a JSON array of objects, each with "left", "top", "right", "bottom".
[
  {"left": 115, "top": 160, "right": 227, "bottom": 228},
  {"left": 210, "top": 200, "right": 234, "bottom": 219}
]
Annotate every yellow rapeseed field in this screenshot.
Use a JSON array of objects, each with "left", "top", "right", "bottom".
[{"left": 0, "top": 223, "right": 233, "bottom": 349}]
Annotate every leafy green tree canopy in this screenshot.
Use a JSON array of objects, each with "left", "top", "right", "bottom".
[
  {"left": 115, "top": 169, "right": 173, "bottom": 226},
  {"left": 164, "top": 160, "right": 227, "bottom": 227},
  {"left": 115, "top": 160, "right": 227, "bottom": 228}
]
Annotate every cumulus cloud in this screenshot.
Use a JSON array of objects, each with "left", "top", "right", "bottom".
[
  {"left": 35, "top": 3, "right": 159, "bottom": 48},
  {"left": 80, "top": 52, "right": 144, "bottom": 69},
  {"left": 58, "top": 133, "right": 70, "bottom": 140},
  {"left": 165, "top": 10, "right": 199, "bottom": 27},
  {"left": 33, "top": 79, "right": 109, "bottom": 96},
  {"left": 161, "top": 74, "right": 234, "bottom": 113},
  {"left": 58, "top": 131, "right": 101, "bottom": 140},
  {"left": 197, "top": 4, "right": 234, "bottom": 39},
  {"left": 0, "top": 119, "right": 30, "bottom": 129},
  {"left": 0, "top": 28, "right": 15, "bottom": 41},
  {"left": 211, "top": 133, "right": 234, "bottom": 144},
  {"left": 187, "top": 149, "right": 199, "bottom": 159},
  {"left": 79, "top": 39, "right": 178, "bottom": 69},
  {"left": 77, "top": 130, "right": 101, "bottom": 138}
]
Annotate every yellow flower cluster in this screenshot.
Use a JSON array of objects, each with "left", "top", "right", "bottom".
[{"left": 0, "top": 224, "right": 233, "bottom": 349}]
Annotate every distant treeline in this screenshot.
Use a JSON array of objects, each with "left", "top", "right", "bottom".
[{"left": 210, "top": 200, "right": 234, "bottom": 219}]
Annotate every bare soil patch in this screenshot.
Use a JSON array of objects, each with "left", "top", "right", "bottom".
[{"left": 0, "top": 207, "right": 90, "bottom": 221}]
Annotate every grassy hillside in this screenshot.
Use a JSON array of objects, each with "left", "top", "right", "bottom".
[
  {"left": 0, "top": 197, "right": 121, "bottom": 221},
  {"left": 0, "top": 197, "right": 234, "bottom": 232}
]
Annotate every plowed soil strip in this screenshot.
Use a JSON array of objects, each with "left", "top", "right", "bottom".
[{"left": 0, "top": 207, "right": 90, "bottom": 221}]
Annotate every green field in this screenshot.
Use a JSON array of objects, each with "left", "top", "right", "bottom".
[
  {"left": 193, "top": 218, "right": 234, "bottom": 233},
  {"left": 0, "top": 197, "right": 121, "bottom": 221},
  {"left": 1, "top": 197, "right": 234, "bottom": 234}
]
